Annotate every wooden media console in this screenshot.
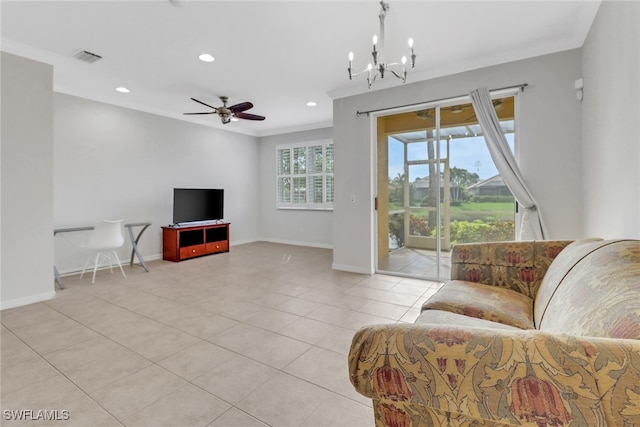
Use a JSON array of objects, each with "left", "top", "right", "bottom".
[{"left": 162, "top": 222, "right": 229, "bottom": 262}]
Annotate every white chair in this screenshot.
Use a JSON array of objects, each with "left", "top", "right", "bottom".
[{"left": 80, "top": 220, "right": 126, "bottom": 284}]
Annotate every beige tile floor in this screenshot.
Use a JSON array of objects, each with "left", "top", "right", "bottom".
[
  {"left": 378, "top": 247, "right": 452, "bottom": 279},
  {"left": 1, "top": 242, "right": 443, "bottom": 426}
]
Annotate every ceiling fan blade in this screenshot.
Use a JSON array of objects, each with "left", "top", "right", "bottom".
[
  {"left": 190, "top": 98, "right": 219, "bottom": 111},
  {"left": 183, "top": 112, "right": 217, "bottom": 115},
  {"left": 229, "top": 102, "right": 253, "bottom": 113},
  {"left": 235, "top": 112, "right": 265, "bottom": 121}
]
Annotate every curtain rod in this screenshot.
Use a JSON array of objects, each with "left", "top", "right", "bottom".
[{"left": 356, "top": 83, "right": 528, "bottom": 116}]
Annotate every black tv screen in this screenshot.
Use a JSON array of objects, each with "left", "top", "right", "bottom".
[{"left": 173, "top": 188, "right": 224, "bottom": 224}]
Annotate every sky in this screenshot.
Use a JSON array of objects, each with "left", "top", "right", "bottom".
[{"left": 388, "top": 133, "right": 515, "bottom": 183}]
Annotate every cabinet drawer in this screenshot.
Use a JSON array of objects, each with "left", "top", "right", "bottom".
[
  {"left": 206, "top": 241, "right": 229, "bottom": 254},
  {"left": 180, "top": 244, "right": 206, "bottom": 259}
]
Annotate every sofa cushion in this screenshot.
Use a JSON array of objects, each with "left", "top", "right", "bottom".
[
  {"left": 415, "top": 309, "right": 521, "bottom": 330},
  {"left": 421, "top": 280, "right": 534, "bottom": 329},
  {"left": 533, "top": 238, "right": 605, "bottom": 327},
  {"left": 538, "top": 239, "right": 640, "bottom": 338},
  {"left": 450, "top": 240, "right": 573, "bottom": 299}
]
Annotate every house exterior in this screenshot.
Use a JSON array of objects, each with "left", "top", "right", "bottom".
[
  {"left": 468, "top": 175, "right": 513, "bottom": 197},
  {"left": 412, "top": 177, "right": 445, "bottom": 201}
]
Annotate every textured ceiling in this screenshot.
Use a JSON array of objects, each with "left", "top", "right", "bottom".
[{"left": 1, "top": 1, "right": 601, "bottom": 136}]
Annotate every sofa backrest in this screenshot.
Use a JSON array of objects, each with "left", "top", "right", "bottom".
[
  {"left": 450, "top": 240, "right": 573, "bottom": 299},
  {"left": 533, "top": 238, "right": 605, "bottom": 327},
  {"left": 538, "top": 239, "right": 640, "bottom": 339}
]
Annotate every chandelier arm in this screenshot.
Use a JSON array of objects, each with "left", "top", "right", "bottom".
[
  {"left": 388, "top": 69, "right": 406, "bottom": 82},
  {"left": 368, "top": 72, "right": 379, "bottom": 89},
  {"left": 384, "top": 62, "right": 406, "bottom": 68},
  {"left": 349, "top": 67, "right": 376, "bottom": 78}
]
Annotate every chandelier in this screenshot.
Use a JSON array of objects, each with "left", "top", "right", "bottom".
[{"left": 348, "top": 1, "right": 416, "bottom": 89}]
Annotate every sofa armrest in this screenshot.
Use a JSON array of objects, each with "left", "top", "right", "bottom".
[
  {"left": 450, "top": 240, "right": 573, "bottom": 298},
  {"left": 349, "top": 323, "right": 640, "bottom": 426}
]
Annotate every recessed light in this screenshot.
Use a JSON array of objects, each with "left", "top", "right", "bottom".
[
  {"left": 230, "top": 117, "right": 239, "bottom": 122},
  {"left": 198, "top": 53, "right": 215, "bottom": 63},
  {"left": 306, "top": 101, "right": 317, "bottom": 107},
  {"left": 116, "top": 87, "right": 130, "bottom": 93}
]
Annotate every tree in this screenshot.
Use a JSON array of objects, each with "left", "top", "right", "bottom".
[
  {"left": 391, "top": 172, "right": 405, "bottom": 185},
  {"left": 388, "top": 173, "right": 405, "bottom": 204},
  {"left": 450, "top": 166, "right": 479, "bottom": 201}
]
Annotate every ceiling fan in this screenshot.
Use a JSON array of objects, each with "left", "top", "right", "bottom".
[{"left": 184, "top": 96, "right": 265, "bottom": 124}]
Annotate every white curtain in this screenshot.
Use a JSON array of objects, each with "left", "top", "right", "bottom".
[{"left": 469, "top": 87, "right": 546, "bottom": 240}]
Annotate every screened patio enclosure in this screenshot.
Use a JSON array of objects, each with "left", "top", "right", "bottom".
[{"left": 376, "top": 96, "right": 516, "bottom": 281}]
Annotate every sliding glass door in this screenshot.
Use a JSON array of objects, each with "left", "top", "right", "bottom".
[{"left": 376, "top": 97, "right": 516, "bottom": 280}]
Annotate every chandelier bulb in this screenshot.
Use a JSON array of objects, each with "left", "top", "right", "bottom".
[
  {"left": 349, "top": 52, "right": 354, "bottom": 62},
  {"left": 401, "top": 56, "right": 407, "bottom": 65},
  {"left": 408, "top": 38, "right": 414, "bottom": 48},
  {"left": 373, "top": 35, "right": 378, "bottom": 46}
]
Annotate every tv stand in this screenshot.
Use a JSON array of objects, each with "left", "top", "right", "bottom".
[{"left": 162, "top": 222, "right": 229, "bottom": 262}]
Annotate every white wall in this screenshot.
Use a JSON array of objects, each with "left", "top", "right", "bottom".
[
  {"left": 582, "top": 0, "right": 640, "bottom": 238},
  {"left": 258, "top": 127, "right": 333, "bottom": 248},
  {"left": 53, "top": 93, "right": 260, "bottom": 273},
  {"left": 8, "top": 2, "right": 638, "bottom": 305},
  {"left": 1, "top": 53, "right": 55, "bottom": 309},
  {"left": 333, "top": 50, "right": 584, "bottom": 274}
]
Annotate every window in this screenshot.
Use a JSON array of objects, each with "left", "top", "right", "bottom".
[{"left": 277, "top": 140, "right": 333, "bottom": 209}]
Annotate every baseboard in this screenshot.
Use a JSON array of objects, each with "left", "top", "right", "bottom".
[
  {"left": 230, "top": 238, "right": 260, "bottom": 246},
  {"left": 1, "top": 291, "right": 56, "bottom": 311},
  {"left": 137, "top": 253, "right": 163, "bottom": 263},
  {"left": 57, "top": 252, "right": 163, "bottom": 277},
  {"left": 258, "top": 238, "right": 333, "bottom": 250},
  {"left": 331, "top": 263, "right": 374, "bottom": 275}
]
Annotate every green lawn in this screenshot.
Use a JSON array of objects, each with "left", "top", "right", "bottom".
[
  {"left": 389, "top": 202, "right": 515, "bottom": 222},
  {"left": 451, "top": 202, "right": 515, "bottom": 221}
]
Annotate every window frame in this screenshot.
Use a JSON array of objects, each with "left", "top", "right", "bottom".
[{"left": 276, "top": 139, "right": 334, "bottom": 210}]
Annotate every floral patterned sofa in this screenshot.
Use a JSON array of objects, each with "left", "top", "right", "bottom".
[{"left": 349, "top": 238, "right": 640, "bottom": 426}]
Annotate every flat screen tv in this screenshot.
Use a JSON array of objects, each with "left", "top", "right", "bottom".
[{"left": 173, "top": 188, "right": 224, "bottom": 225}]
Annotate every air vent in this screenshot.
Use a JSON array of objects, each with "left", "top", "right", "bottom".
[{"left": 73, "top": 50, "right": 102, "bottom": 63}]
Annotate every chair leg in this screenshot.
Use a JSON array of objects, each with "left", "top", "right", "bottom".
[
  {"left": 81, "top": 250, "right": 126, "bottom": 284},
  {"left": 91, "top": 252, "right": 100, "bottom": 284},
  {"left": 79, "top": 254, "right": 93, "bottom": 279},
  {"left": 112, "top": 250, "right": 126, "bottom": 278},
  {"left": 108, "top": 252, "right": 114, "bottom": 274}
]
